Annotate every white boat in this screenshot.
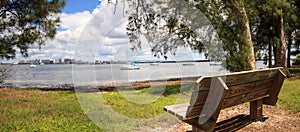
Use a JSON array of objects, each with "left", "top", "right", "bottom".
[
  {"left": 30, "top": 64, "right": 36, "bottom": 68},
  {"left": 120, "top": 61, "right": 140, "bottom": 70},
  {"left": 149, "top": 63, "right": 159, "bottom": 66},
  {"left": 120, "top": 65, "right": 140, "bottom": 70}
]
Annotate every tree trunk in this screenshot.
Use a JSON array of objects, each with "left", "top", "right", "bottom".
[
  {"left": 268, "top": 38, "right": 272, "bottom": 68},
  {"left": 275, "top": 12, "right": 287, "bottom": 68},
  {"left": 287, "top": 33, "right": 292, "bottom": 68},
  {"left": 231, "top": 0, "right": 256, "bottom": 70}
]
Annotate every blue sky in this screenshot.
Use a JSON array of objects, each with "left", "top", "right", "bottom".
[{"left": 62, "top": 0, "right": 100, "bottom": 14}]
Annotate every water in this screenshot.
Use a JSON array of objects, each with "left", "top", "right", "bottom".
[{"left": 3, "top": 61, "right": 267, "bottom": 88}]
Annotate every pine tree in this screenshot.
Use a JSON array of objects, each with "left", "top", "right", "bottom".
[{"left": 248, "top": 0, "right": 293, "bottom": 68}]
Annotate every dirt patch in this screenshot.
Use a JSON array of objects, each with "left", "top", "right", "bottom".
[{"left": 169, "top": 104, "right": 300, "bottom": 131}]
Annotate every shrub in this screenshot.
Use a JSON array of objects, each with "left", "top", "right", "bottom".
[
  {"left": 0, "top": 65, "right": 16, "bottom": 84},
  {"left": 292, "top": 55, "right": 300, "bottom": 65}
]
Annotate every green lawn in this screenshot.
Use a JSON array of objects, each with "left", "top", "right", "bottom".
[
  {"left": 0, "top": 89, "right": 101, "bottom": 131},
  {"left": 278, "top": 79, "right": 300, "bottom": 112},
  {"left": 0, "top": 71, "right": 299, "bottom": 131}
]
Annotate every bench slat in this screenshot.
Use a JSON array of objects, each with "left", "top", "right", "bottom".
[
  {"left": 190, "top": 78, "right": 274, "bottom": 107},
  {"left": 186, "top": 104, "right": 205, "bottom": 119},
  {"left": 225, "top": 78, "right": 274, "bottom": 98},
  {"left": 164, "top": 103, "right": 189, "bottom": 120},
  {"left": 186, "top": 77, "right": 228, "bottom": 120},
  {"left": 197, "top": 68, "right": 279, "bottom": 91},
  {"left": 222, "top": 87, "right": 270, "bottom": 109}
]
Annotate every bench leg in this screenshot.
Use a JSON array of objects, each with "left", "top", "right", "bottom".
[
  {"left": 250, "top": 99, "right": 263, "bottom": 121},
  {"left": 192, "top": 126, "right": 204, "bottom": 132}
]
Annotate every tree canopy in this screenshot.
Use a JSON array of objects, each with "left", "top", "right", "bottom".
[
  {"left": 0, "top": 0, "right": 65, "bottom": 59},
  {"left": 110, "top": 0, "right": 300, "bottom": 71}
]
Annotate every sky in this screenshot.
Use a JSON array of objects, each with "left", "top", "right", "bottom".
[{"left": 3, "top": 0, "right": 207, "bottom": 63}]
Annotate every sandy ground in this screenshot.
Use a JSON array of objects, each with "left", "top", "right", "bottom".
[{"left": 169, "top": 104, "right": 300, "bottom": 132}]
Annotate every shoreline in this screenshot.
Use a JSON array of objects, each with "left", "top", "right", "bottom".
[{"left": 1, "top": 76, "right": 200, "bottom": 91}]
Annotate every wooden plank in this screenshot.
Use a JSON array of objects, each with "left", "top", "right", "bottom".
[
  {"left": 189, "top": 90, "right": 209, "bottom": 106},
  {"left": 263, "top": 69, "right": 286, "bottom": 105},
  {"left": 225, "top": 78, "right": 274, "bottom": 98},
  {"left": 164, "top": 103, "right": 189, "bottom": 120},
  {"left": 225, "top": 69, "right": 278, "bottom": 86},
  {"left": 186, "top": 104, "right": 205, "bottom": 119},
  {"left": 222, "top": 87, "right": 270, "bottom": 109},
  {"left": 196, "top": 68, "right": 280, "bottom": 90},
  {"left": 186, "top": 77, "right": 228, "bottom": 131},
  {"left": 190, "top": 78, "right": 274, "bottom": 107}
]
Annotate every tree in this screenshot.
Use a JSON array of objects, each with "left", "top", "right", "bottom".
[
  {"left": 227, "top": 0, "right": 256, "bottom": 70},
  {"left": 247, "top": 0, "right": 293, "bottom": 68},
  {"left": 0, "top": 0, "right": 65, "bottom": 59},
  {"left": 125, "top": 0, "right": 211, "bottom": 59},
  {"left": 196, "top": 0, "right": 256, "bottom": 71},
  {"left": 286, "top": 0, "right": 300, "bottom": 67},
  {"left": 114, "top": 0, "right": 256, "bottom": 72}
]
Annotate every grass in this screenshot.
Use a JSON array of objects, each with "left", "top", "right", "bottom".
[
  {"left": 0, "top": 69, "right": 299, "bottom": 131},
  {"left": 101, "top": 84, "right": 194, "bottom": 119},
  {"left": 0, "top": 89, "right": 101, "bottom": 131},
  {"left": 278, "top": 79, "right": 300, "bottom": 113},
  {"left": 0, "top": 84, "right": 194, "bottom": 131},
  {"left": 275, "top": 68, "right": 300, "bottom": 112}
]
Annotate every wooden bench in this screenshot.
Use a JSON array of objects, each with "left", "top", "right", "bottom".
[{"left": 164, "top": 67, "right": 287, "bottom": 131}]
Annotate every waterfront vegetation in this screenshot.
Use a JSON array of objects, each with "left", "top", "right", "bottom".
[{"left": 0, "top": 68, "right": 300, "bottom": 131}]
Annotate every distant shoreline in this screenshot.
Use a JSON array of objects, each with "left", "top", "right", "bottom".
[{"left": 1, "top": 60, "right": 212, "bottom": 65}]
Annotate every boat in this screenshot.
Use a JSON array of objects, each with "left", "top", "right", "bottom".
[
  {"left": 149, "top": 63, "right": 159, "bottom": 66},
  {"left": 120, "top": 61, "right": 140, "bottom": 70},
  {"left": 182, "top": 63, "right": 195, "bottom": 66},
  {"left": 30, "top": 64, "right": 36, "bottom": 68},
  {"left": 120, "top": 65, "right": 140, "bottom": 70}
]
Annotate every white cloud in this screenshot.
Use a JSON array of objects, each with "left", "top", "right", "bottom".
[
  {"left": 23, "top": 9, "right": 94, "bottom": 61},
  {"left": 60, "top": 11, "right": 92, "bottom": 31}
]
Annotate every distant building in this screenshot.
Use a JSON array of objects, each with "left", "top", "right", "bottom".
[
  {"left": 64, "top": 58, "right": 71, "bottom": 64},
  {"left": 41, "top": 60, "right": 51, "bottom": 64},
  {"left": 30, "top": 59, "right": 40, "bottom": 64},
  {"left": 71, "top": 59, "right": 76, "bottom": 64},
  {"left": 18, "top": 60, "right": 25, "bottom": 64},
  {"left": 56, "top": 58, "right": 63, "bottom": 64},
  {"left": 63, "top": 58, "right": 76, "bottom": 64}
]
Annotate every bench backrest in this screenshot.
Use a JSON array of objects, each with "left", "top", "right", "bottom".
[{"left": 186, "top": 67, "right": 286, "bottom": 119}]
